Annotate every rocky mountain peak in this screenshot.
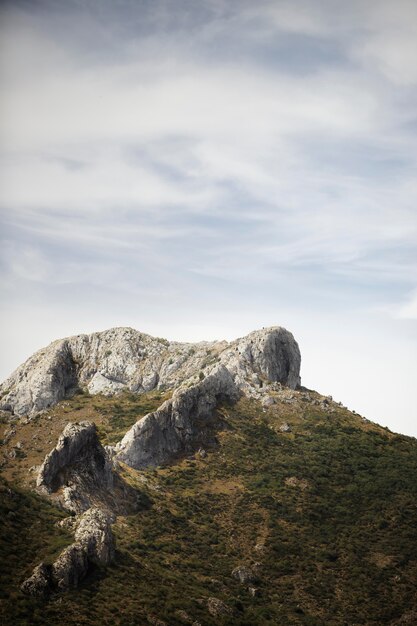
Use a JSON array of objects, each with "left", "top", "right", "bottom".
[
  {"left": 2, "top": 324, "right": 301, "bottom": 599},
  {"left": 0, "top": 325, "right": 301, "bottom": 418},
  {"left": 2, "top": 324, "right": 416, "bottom": 626}
]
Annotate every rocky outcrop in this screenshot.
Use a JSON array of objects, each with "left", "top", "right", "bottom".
[
  {"left": 21, "top": 507, "right": 114, "bottom": 597},
  {"left": 0, "top": 340, "right": 78, "bottom": 416},
  {"left": 113, "top": 327, "right": 300, "bottom": 471},
  {"left": 14, "top": 325, "right": 301, "bottom": 596},
  {"left": 51, "top": 544, "right": 89, "bottom": 591},
  {"left": 114, "top": 365, "right": 238, "bottom": 469},
  {"left": 0, "top": 326, "right": 301, "bottom": 417},
  {"left": 74, "top": 507, "right": 115, "bottom": 564},
  {"left": 22, "top": 424, "right": 117, "bottom": 596},
  {"left": 20, "top": 563, "right": 52, "bottom": 598},
  {"left": 206, "top": 597, "right": 233, "bottom": 617},
  {"left": 37, "top": 421, "right": 114, "bottom": 513},
  {"left": 0, "top": 328, "right": 220, "bottom": 417},
  {"left": 231, "top": 565, "right": 257, "bottom": 584},
  {"left": 219, "top": 326, "right": 301, "bottom": 391}
]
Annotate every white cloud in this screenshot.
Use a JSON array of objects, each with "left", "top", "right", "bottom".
[
  {"left": 0, "top": 147, "right": 216, "bottom": 213},
  {"left": 396, "top": 290, "right": 417, "bottom": 319},
  {"left": 351, "top": 0, "right": 417, "bottom": 85},
  {"left": 0, "top": 0, "right": 416, "bottom": 437}
]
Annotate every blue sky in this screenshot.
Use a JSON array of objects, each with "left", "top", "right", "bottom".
[{"left": 1, "top": 0, "right": 416, "bottom": 435}]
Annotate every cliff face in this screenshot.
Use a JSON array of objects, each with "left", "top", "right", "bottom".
[
  {"left": 0, "top": 326, "right": 301, "bottom": 418},
  {"left": 219, "top": 327, "right": 301, "bottom": 391}
]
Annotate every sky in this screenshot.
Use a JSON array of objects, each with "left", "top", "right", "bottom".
[{"left": 0, "top": 0, "right": 416, "bottom": 436}]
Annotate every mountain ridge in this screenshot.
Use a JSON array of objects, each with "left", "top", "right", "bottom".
[
  {"left": 0, "top": 325, "right": 300, "bottom": 418},
  {"left": 1, "top": 326, "right": 416, "bottom": 625}
]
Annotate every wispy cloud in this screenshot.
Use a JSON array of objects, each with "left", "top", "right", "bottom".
[
  {"left": 396, "top": 290, "right": 417, "bottom": 319},
  {"left": 0, "top": 0, "right": 416, "bottom": 433},
  {"left": 1, "top": 0, "right": 415, "bottom": 282}
]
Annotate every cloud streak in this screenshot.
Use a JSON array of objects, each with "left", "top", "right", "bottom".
[{"left": 0, "top": 0, "right": 416, "bottom": 434}]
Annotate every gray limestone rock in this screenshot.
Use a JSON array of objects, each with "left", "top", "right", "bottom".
[
  {"left": 219, "top": 326, "right": 301, "bottom": 392},
  {"left": 115, "top": 365, "right": 238, "bottom": 469},
  {"left": 1, "top": 339, "right": 78, "bottom": 416},
  {"left": 248, "top": 586, "right": 260, "bottom": 597},
  {"left": 36, "top": 421, "right": 114, "bottom": 513},
  {"left": 74, "top": 507, "right": 115, "bottom": 565},
  {"left": 87, "top": 372, "right": 126, "bottom": 395},
  {"left": 207, "top": 597, "right": 233, "bottom": 617},
  {"left": 20, "top": 563, "right": 52, "bottom": 598},
  {"left": 52, "top": 543, "right": 89, "bottom": 590},
  {"left": 113, "top": 327, "right": 300, "bottom": 471},
  {"left": 14, "top": 324, "right": 303, "bottom": 600},
  {"left": 261, "top": 395, "right": 275, "bottom": 407},
  {"left": 0, "top": 326, "right": 301, "bottom": 418},
  {"left": 21, "top": 506, "right": 114, "bottom": 596}
]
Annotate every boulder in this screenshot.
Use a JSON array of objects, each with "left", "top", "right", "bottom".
[
  {"left": 261, "top": 396, "right": 275, "bottom": 407},
  {"left": 207, "top": 597, "right": 233, "bottom": 617},
  {"left": 248, "top": 586, "right": 260, "bottom": 597},
  {"left": 231, "top": 565, "right": 257, "bottom": 584},
  {"left": 20, "top": 563, "right": 52, "bottom": 598}
]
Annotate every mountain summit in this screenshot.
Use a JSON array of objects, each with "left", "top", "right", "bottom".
[
  {"left": 0, "top": 326, "right": 300, "bottom": 418},
  {"left": 1, "top": 326, "right": 416, "bottom": 626}
]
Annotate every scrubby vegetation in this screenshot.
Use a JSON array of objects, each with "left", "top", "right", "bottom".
[
  {"left": 0, "top": 479, "right": 73, "bottom": 621},
  {"left": 0, "top": 389, "right": 172, "bottom": 485},
  {"left": 1, "top": 393, "right": 417, "bottom": 625}
]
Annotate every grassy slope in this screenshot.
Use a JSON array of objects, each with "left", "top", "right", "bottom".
[
  {"left": 0, "top": 389, "right": 171, "bottom": 486},
  {"left": 1, "top": 391, "right": 417, "bottom": 625}
]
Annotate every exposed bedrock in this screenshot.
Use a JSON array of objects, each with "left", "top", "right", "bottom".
[
  {"left": 21, "top": 507, "right": 114, "bottom": 597},
  {"left": 0, "top": 339, "right": 78, "bottom": 417},
  {"left": 36, "top": 421, "right": 114, "bottom": 513},
  {"left": 114, "top": 364, "right": 239, "bottom": 469},
  {"left": 0, "top": 326, "right": 301, "bottom": 417},
  {"left": 220, "top": 326, "right": 301, "bottom": 390},
  {"left": 74, "top": 506, "right": 115, "bottom": 565},
  {"left": 18, "top": 326, "right": 301, "bottom": 596}
]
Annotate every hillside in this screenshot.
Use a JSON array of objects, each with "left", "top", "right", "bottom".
[
  {"left": 1, "top": 389, "right": 417, "bottom": 625},
  {"left": 1, "top": 327, "right": 417, "bottom": 625}
]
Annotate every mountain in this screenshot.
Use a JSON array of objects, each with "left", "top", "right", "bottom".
[
  {"left": 0, "top": 326, "right": 300, "bottom": 417},
  {"left": 1, "top": 326, "right": 416, "bottom": 626}
]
